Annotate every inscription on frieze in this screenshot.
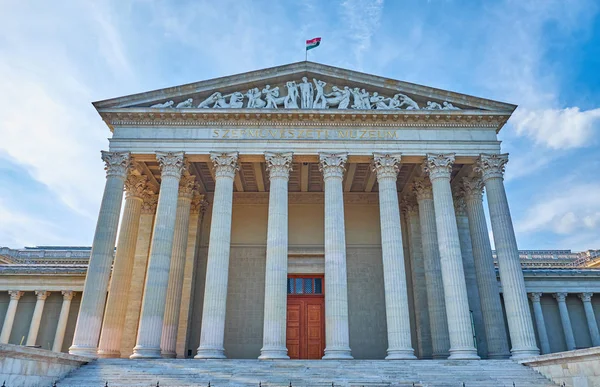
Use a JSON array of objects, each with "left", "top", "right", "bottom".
[{"left": 211, "top": 128, "right": 399, "bottom": 140}]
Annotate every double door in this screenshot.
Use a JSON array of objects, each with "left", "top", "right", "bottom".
[{"left": 286, "top": 276, "right": 325, "bottom": 359}]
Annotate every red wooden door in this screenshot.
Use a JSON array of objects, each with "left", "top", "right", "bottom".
[{"left": 286, "top": 276, "right": 325, "bottom": 359}]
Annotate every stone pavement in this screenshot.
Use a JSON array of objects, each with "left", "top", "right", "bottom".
[{"left": 58, "top": 359, "right": 557, "bottom": 387}]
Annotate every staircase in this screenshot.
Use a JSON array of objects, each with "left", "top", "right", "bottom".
[{"left": 58, "top": 359, "right": 556, "bottom": 387}]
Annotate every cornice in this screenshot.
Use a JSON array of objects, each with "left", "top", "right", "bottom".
[
  {"left": 0, "top": 265, "right": 88, "bottom": 275},
  {"left": 98, "top": 108, "right": 511, "bottom": 133}
]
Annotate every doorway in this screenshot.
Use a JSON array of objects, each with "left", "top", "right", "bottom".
[{"left": 286, "top": 275, "right": 325, "bottom": 359}]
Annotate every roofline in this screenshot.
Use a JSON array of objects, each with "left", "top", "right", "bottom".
[{"left": 92, "top": 61, "right": 518, "bottom": 112}]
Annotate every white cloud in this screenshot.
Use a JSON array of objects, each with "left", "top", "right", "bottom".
[
  {"left": 339, "top": 0, "right": 384, "bottom": 69},
  {"left": 516, "top": 183, "right": 600, "bottom": 235},
  {"left": 511, "top": 107, "right": 600, "bottom": 149}
]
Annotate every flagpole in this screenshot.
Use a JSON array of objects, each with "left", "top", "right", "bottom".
[{"left": 305, "top": 48, "right": 307, "bottom": 62}]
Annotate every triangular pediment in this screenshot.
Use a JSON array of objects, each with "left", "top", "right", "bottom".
[{"left": 93, "top": 62, "right": 516, "bottom": 113}]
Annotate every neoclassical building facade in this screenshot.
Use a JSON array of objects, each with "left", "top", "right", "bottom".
[{"left": 1, "top": 62, "right": 599, "bottom": 361}]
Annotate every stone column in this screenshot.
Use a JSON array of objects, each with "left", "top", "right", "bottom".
[
  {"left": 53, "top": 291, "right": 75, "bottom": 352},
  {"left": 260, "top": 152, "right": 293, "bottom": 360},
  {"left": 476, "top": 154, "right": 539, "bottom": 359},
  {"left": 413, "top": 177, "right": 450, "bottom": 359},
  {"left": 554, "top": 293, "right": 576, "bottom": 351},
  {"left": 70, "top": 151, "right": 130, "bottom": 357},
  {"left": 579, "top": 293, "right": 600, "bottom": 347},
  {"left": 424, "top": 154, "right": 479, "bottom": 360},
  {"left": 403, "top": 199, "right": 432, "bottom": 359},
  {"left": 120, "top": 192, "right": 157, "bottom": 358},
  {"left": 131, "top": 152, "right": 186, "bottom": 359},
  {"left": 161, "top": 174, "right": 197, "bottom": 358},
  {"left": 195, "top": 152, "right": 239, "bottom": 359},
  {"left": 462, "top": 177, "right": 510, "bottom": 359},
  {"left": 373, "top": 153, "right": 416, "bottom": 360},
  {"left": 453, "top": 191, "right": 487, "bottom": 358},
  {"left": 529, "top": 293, "right": 551, "bottom": 354},
  {"left": 26, "top": 290, "right": 50, "bottom": 346},
  {"left": 98, "top": 173, "right": 149, "bottom": 358},
  {"left": 0, "top": 291, "right": 24, "bottom": 344},
  {"left": 319, "top": 152, "right": 353, "bottom": 360}
]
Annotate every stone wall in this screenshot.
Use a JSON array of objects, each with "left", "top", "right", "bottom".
[
  {"left": 520, "top": 347, "right": 600, "bottom": 387},
  {"left": 0, "top": 343, "right": 88, "bottom": 386}
]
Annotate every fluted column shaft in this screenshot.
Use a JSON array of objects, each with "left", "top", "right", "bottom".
[
  {"left": 405, "top": 203, "right": 433, "bottom": 359},
  {"left": 121, "top": 194, "right": 157, "bottom": 358},
  {"left": 0, "top": 291, "right": 23, "bottom": 344},
  {"left": 454, "top": 194, "right": 487, "bottom": 358},
  {"left": 529, "top": 293, "right": 550, "bottom": 354},
  {"left": 413, "top": 178, "right": 450, "bottom": 359},
  {"left": 53, "top": 291, "right": 75, "bottom": 352},
  {"left": 320, "top": 153, "right": 353, "bottom": 360},
  {"left": 579, "top": 293, "right": 600, "bottom": 347},
  {"left": 196, "top": 152, "right": 239, "bottom": 359},
  {"left": 70, "top": 151, "right": 130, "bottom": 357},
  {"left": 462, "top": 177, "right": 510, "bottom": 359},
  {"left": 26, "top": 291, "right": 50, "bottom": 346},
  {"left": 260, "top": 153, "right": 293, "bottom": 360},
  {"left": 554, "top": 293, "right": 576, "bottom": 351},
  {"left": 476, "top": 154, "right": 539, "bottom": 359},
  {"left": 161, "top": 176, "right": 196, "bottom": 358},
  {"left": 425, "top": 154, "right": 479, "bottom": 360},
  {"left": 374, "top": 154, "right": 416, "bottom": 360},
  {"left": 98, "top": 174, "right": 148, "bottom": 358},
  {"left": 132, "top": 152, "right": 186, "bottom": 359}
]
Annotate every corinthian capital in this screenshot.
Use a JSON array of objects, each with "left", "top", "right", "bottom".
[
  {"left": 178, "top": 175, "right": 197, "bottom": 199},
  {"left": 553, "top": 292, "right": 568, "bottom": 302},
  {"left": 8, "top": 290, "right": 23, "bottom": 300},
  {"left": 319, "top": 152, "right": 347, "bottom": 179},
  {"left": 141, "top": 191, "right": 158, "bottom": 214},
  {"left": 124, "top": 174, "right": 149, "bottom": 200},
  {"left": 400, "top": 196, "right": 418, "bottom": 216},
  {"left": 62, "top": 290, "right": 75, "bottom": 301},
  {"left": 579, "top": 293, "right": 593, "bottom": 303},
  {"left": 461, "top": 176, "right": 484, "bottom": 201},
  {"left": 453, "top": 191, "right": 467, "bottom": 217},
  {"left": 265, "top": 152, "right": 293, "bottom": 179},
  {"left": 423, "top": 153, "right": 455, "bottom": 181},
  {"left": 210, "top": 152, "right": 239, "bottom": 179},
  {"left": 412, "top": 177, "right": 433, "bottom": 201},
  {"left": 156, "top": 152, "right": 186, "bottom": 179},
  {"left": 35, "top": 290, "right": 50, "bottom": 300},
  {"left": 191, "top": 193, "right": 206, "bottom": 214},
  {"left": 101, "top": 151, "right": 131, "bottom": 179},
  {"left": 372, "top": 153, "right": 401, "bottom": 181},
  {"left": 475, "top": 153, "right": 508, "bottom": 182},
  {"left": 528, "top": 292, "right": 542, "bottom": 303}
]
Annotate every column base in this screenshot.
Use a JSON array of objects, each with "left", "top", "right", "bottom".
[
  {"left": 130, "top": 346, "right": 162, "bottom": 359},
  {"left": 195, "top": 346, "right": 226, "bottom": 359},
  {"left": 432, "top": 353, "right": 450, "bottom": 359},
  {"left": 258, "top": 347, "right": 290, "bottom": 360},
  {"left": 96, "top": 349, "right": 121, "bottom": 358},
  {"left": 448, "top": 348, "right": 480, "bottom": 360},
  {"left": 510, "top": 347, "right": 540, "bottom": 360},
  {"left": 385, "top": 349, "right": 417, "bottom": 360},
  {"left": 161, "top": 351, "right": 177, "bottom": 358},
  {"left": 323, "top": 347, "right": 353, "bottom": 360},
  {"left": 68, "top": 345, "right": 99, "bottom": 358}
]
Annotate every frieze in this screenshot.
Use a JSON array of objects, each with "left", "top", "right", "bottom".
[{"left": 99, "top": 110, "right": 511, "bottom": 132}]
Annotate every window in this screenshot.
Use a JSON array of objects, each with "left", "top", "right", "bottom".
[{"left": 287, "top": 277, "right": 323, "bottom": 295}]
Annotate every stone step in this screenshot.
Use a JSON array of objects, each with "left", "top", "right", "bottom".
[{"left": 58, "top": 359, "right": 557, "bottom": 387}]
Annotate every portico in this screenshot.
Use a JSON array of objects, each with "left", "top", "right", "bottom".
[{"left": 67, "top": 62, "right": 542, "bottom": 360}]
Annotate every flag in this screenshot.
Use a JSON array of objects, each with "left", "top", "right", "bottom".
[{"left": 306, "top": 37, "right": 321, "bottom": 51}]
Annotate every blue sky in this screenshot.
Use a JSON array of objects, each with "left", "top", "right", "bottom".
[{"left": 0, "top": 0, "right": 599, "bottom": 250}]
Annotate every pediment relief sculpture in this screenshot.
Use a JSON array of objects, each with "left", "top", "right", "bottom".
[{"left": 149, "top": 77, "right": 461, "bottom": 111}]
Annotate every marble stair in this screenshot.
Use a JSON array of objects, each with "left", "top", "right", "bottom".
[{"left": 58, "top": 359, "right": 556, "bottom": 387}]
